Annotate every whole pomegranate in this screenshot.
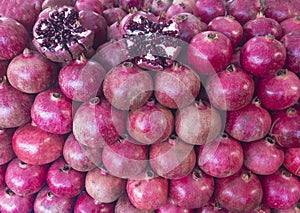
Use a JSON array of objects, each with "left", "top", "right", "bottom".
[
  {"left": 0, "top": 128, "right": 16, "bottom": 165},
  {"left": 281, "top": 30, "right": 300, "bottom": 73},
  {"left": 284, "top": 147, "right": 300, "bottom": 177},
  {"left": 193, "top": 0, "right": 226, "bottom": 24}
]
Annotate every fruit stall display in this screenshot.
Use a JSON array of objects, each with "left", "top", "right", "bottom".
[{"left": 0, "top": 0, "right": 299, "bottom": 212}]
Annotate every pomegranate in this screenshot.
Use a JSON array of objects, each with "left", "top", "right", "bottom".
[
  {"left": 120, "top": 0, "right": 145, "bottom": 11},
  {"left": 280, "top": 16, "right": 300, "bottom": 35},
  {"left": 240, "top": 35, "right": 286, "bottom": 77},
  {"left": 126, "top": 171, "right": 168, "bottom": 210},
  {"left": 0, "top": 164, "right": 7, "bottom": 189},
  {"left": 175, "top": 100, "right": 223, "bottom": 145},
  {"left": 193, "top": 0, "right": 226, "bottom": 24},
  {"left": 169, "top": 167, "right": 214, "bottom": 209},
  {"left": 0, "top": 128, "right": 16, "bottom": 165},
  {"left": 149, "top": 0, "right": 172, "bottom": 16},
  {"left": 107, "top": 21, "right": 123, "bottom": 41},
  {"left": 58, "top": 56, "right": 106, "bottom": 102},
  {"left": 74, "top": 191, "right": 115, "bottom": 213},
  {"left": 188, "top": 31, "right": 232, "bottom": 75},
  {"left": 272, "top": 202, "right": 300, "bottom": 213},
  {"left": 75, "top": 0, "right": 104, "bottom": 14},
  {"left": 261, "top": 168, "right": 300, "bottom": 210},
  {"left": 284, "top": 148, "right": 300, "bottom": 176},
  {"left": 156, "top": 199, "right": 194, "bottom": 213},
  {"left": 73, "top": 97, "right": 125, "bottom": 148},
  {"left": 85, "top": 167, "right": 126, "bottom": 203},
  {"left": 5, "top": 158, "right": 48, "bottom": 196},
  {"left": 281, "top": 30, "right": 300, "bottom": 73},
  {"left": 42, "top": 0, "right": 76, "bottom": 10},
  {"left": 103, "top": 62, "right": 153, "bottom": 111},
  {"left": 225, "top": 98, "right": 272, "bottom": 142},
  {"left": 34, "top": 186, "right": 74, "bottom": 213},
  {"left": 215, "top": 168, "right": 263, "bottom": 212},
  {"left": 165, "top": 3, "right": 194, "bottom": 19},
  {"left": 7, "top": 48, "right": 59, "bottom": 94},
  {"left": 103, "top": 7, "right": 127, "bottom": 26},
  {"left": 243, "top": 137, "right": 285, "bottom": 175},
  {"left": 264, "top": 0, "right": 294, "bottom": 22},
  {"left": 206, "top": 64, "right": 255, "bottom": 111},
  {"left": 207, "top": 16, "right": 244, "bottom": 47},
  {"left": 12, "top": 122, "right": 64, "bottom": 165},
  {"left": 32, "top": 6, "right": 94, "bottom": 62},
  {"left": 197, "top": 133, "right": 244, "bottom": 178},
  {"left": 195, "top": 199, "right": 228, "bottom": 213},
  {"left": 127, "top": 99, "right": 174, "bottom": 145}
]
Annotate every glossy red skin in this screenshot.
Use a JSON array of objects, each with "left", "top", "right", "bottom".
[
  {"left": 0, "top": 188, "right": 35, "bottom": 213},
  {"left": 284, "top": 148, "right": 300, "bottom": 177},
  {"left": 193, "top": 0, "right": 226, "bottom": 24},
  {"left": 155, "top": 63, "right": 200, "bottom": 109},
  {"left": 243, "top": 137, "right": 284, "bottom": 175},
  {"left": 264, "top": 0, "right": 295, "bottom": 22},
  {"left": 240, "top": 35, "right": 286, "bottom": 77},
  {"left": 63, "top": 133, "right": 97, "bottom": 172},
  {"left": 31, "top": 88, "right": 73, "bottom": 134},
  {"left": 208, "top": 16, "right": 243, "bottom": 47},
  {"left": 156, "top": 199, "right": 194, "bottom": 213},
  {"left": 149, "top": 0, "right": 172, "bottom": 16},
  {"left": 188, "top": 31, "right": 232, "bottom": 75},
  {"left": 85, "top": 167, "right": 126, "bottom": 203},
  {"left": 7, "top": 49, "right": 58, "bottom": 94},
  {"left": 280, "top": 16, "right": 300, "bottom": 35},
  {"left": 226, "top": 0, "right": 261, "bottom": 25},
  {"left": 206, "top": 65, "right": 254, "bottom": 111},
  {"left": 149, "top": 137, "right": 196, "bottom": 179},
  {"left": 127, "top": 176, "right": 168, "bottom": 210},
  {"left": 74, "top": 191, "right": 115, "bottom": 213},
  {"left": 103, "top": 7, "right": 126, "bottom": 26},
  {"left": 0, "top": 78, "right": 34, "bottom": 128},
  {"left": 102, "top": 137, "right": 148, "bottom": 179},
  {"left": 0, "top": 0, "right": 42, "bottom": 31},
  {"left": 281, "top": 31, "right": 300, "bottom": 73},
  {"left": 272, "top": 203, "right": 300, "bottom": 213},
  {"left": 165, "top": 3, "right": 193, "bottom": 19},
  {"left": 197, "top": 134, "right": 244, "bottom": 178},
  {"left": 103, "top": 62, "right": 153, "bottom": 111},
  {"left": 75, "top": 0, "right": 103, "bottom": 14},
  {"left": 73, "top": 97, "right": 125, "bottom": 148},
  {"left": 79, "top": 10, "right": 107, "bottom": 48},
  {"left": 215, "top": 168, "right": 263, "bottom": 212},
  {"left": 42, "top": 0, "right": 76, "bottom": 10},
  {"left": 0, "top": 128, "right": 16, "bottom": 165},
  {"left": 270, "top": 107, "right": 300, "bottom": 148},
  {"left": 230, "top": 47, "right": 242, "bottom": 68},
  {"left": 5, "top": 158, "right": 48, "bottom": 196},
  {"left": 243, "top": 15, "right": 283, "bottom": 41},
  {"left": 0, "top": 164, "right": 7, "bottom": 189},
  {"left": 256, "top": 70, "right": 300, "bottom": 110},
  {"left": 127, "top": 101, "right": 174, "bottom": 145},
  {"left": 58, "top": 57, "right": 105, "bottom": 102},
  {"left": 261, "top": 168, "right": 300, "bottom": 210},
  {"left": 175, "top": 101, "right": 222, "bottom": 145},
  {"left": 225, "top": 100, "right": 272, "bottom": 142},
  {"left": 169, "top": 168, "right": 214, "bottom": 209},
  {"left": 115, "top": 193, "right": 154, "bottom": 213},
  {"left": 34, "top": 186, "right": 74, "bottom": 213},
  {"left": 47, "top": 157, "right": 85, "bottom": 198},
  {"left": 120, "top": 0, "right": 144, "bottom": 12},
  {"left": 12, "top": 123, "right": 64, "bottom": 165}
]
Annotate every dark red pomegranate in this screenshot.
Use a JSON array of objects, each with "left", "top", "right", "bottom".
[
  {"left": 0, "top": 187, "right": 35, "bottom": 213},
  {"left": 5, "top": 158, "right": 48, "bottom": 196},
  {"left": 256, "top": 69, "right": 300, "bottom": 110},
  {"left": 188, "top": 31, "right": 232, "bottom": 75},
  {"left": 103, "top": 62, "right": 153, "bottom": 111},
  {"left": 169, "top": 167, "right": 214, "bottom": 209},
  {"left": 127, "top": 99, "right": 174, "bottom": 145},
  {"left": 175, "top": 100, "right": 223, "bottom": 145},
  {"left": 261, "top": 168, "right": 300, "bottom": 210},
  {"left": 225, "top": 98, "right": 272, "bottom": 142},
  {"left": 270, "top": 107, "right": 300, "bottom": 148},
  {"left": 272, "top": 202, "right": 300, "bottom": 213},
  {"left": 243, "top": 137, "right": 285, "bottom": 175},
  {"left": 206, "top": 64, "right": 255, "bottom": 111},
  {"left": 0, "top": 128, "right": 15, "bottom": 165},
  {"left": 32, "top": 6, "right": 94, "bottom": 62},
  {"left": 165, "top": 3, "right": 194, "bottom": 19},
  {"left": 115, "top": 192, "right": 154, "bottom": 213},
  {"left": 126, "top": 171, "right": 168, "bottom": 210},
  {"left": 156, "top": 198, "right": 194, "bottom": 213},
  {"left": 281, "top": 30, "right": 300, "bottom": 73},
  {"left": 264, "top": 0, "right": 294, "bottom": 22},
  {"left": 102, "top": 135, "right": 148, "bottom": 179},
  {"left": 75, "top": 0, "right": 103, "bottom": 14},
  {"left": 47, "top": 157, "right": 85, "bottom": 198},
  {"left": 195, "top": 198, "right": 228, "bottom": 213},
  {"left": 99, "top": 0, "right": 118, "bottom": 9},
  {"left": 12, "top": 123, "right": 64, "bottom": 165},
  {"left": 193, "top": 0, "right": 226, "bottom": 24},
  {"left": 58, "top": 56, "right": 106, "bottom": 102},
  {"left": 284, "top": 147, "right": 300, "bottom": 176},
  {"left": 280, "top": 16, "right": 300, "bottom": 35},
  {"left": 85, "top": 167, "right": 126, "bottom": 203},
  {"left": 240, "top": 35, "right": 286, "bottom": 77},
  {"left": 207, "top": 16, "right": 243, "bottom": 47},
  {"left": 149, "top": 135, "right": 196, "bottom": 179},
  {"left": 73, "top": 97, "right": 125, "bottom": 148},
  {"left": 0, "top": 164, "right": 7, "bottom": 189},
  {"left": 120, "top": 0, "right": 145, "bottom": 11},
  {"left": 42, "top": 0, "right": 76, "bottom": 10},
  {"left": 103, "top": 7, "right": 127, "bottom": 26},
  {"left": 74, "top": 191, "right": 115, "bottom": 213},
  {"left": 197, "top": 133, "right": 244, "bottom": 178},
  {"left": 34, "top": 186, "right": 74, "bottom": 213},
  {"left": 215, "top": 168, "right": 263, "bottom": 212},
  {"left": 149, "top": 0, "right": 172, "bottom": 16},
  {"left": 107, "top": 21, "right": 123, "bottom": 41},
  {"left": 7, "top": 48, "right": 59, "bottom": 94}
]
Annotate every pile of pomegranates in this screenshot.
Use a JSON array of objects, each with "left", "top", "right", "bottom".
[{"left": 0, "top": 0, "right": 300, "bottom": 212}]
